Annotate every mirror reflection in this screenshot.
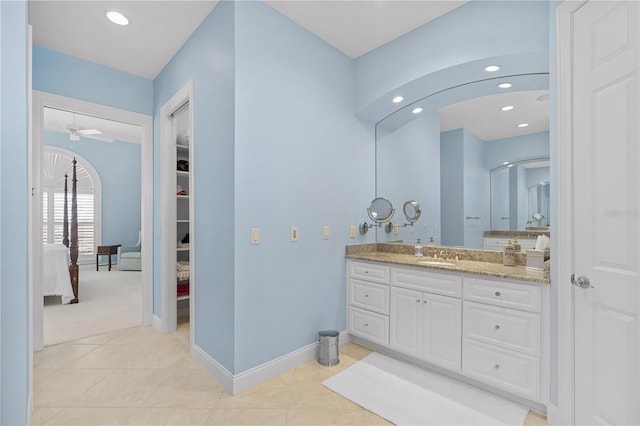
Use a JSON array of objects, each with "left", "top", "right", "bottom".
[{"left": 376, "top": 73, "right": 550, "bottom": 249}]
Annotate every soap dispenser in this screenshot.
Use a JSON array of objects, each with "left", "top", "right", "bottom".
[
  {"left": 414, "top": 238, "right": 423, "bottom": 257},
  {"left": 503, "top": 239, "right": 515, "bottom": 266}
]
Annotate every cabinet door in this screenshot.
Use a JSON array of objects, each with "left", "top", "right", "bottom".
[
  {"left": 422, "top": 292, "right": 462, "bottom": 371},
  {"left": 390, "top": 287, "right": 422, "bottom": 357}
]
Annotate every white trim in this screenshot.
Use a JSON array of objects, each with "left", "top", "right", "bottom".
[
  {"left": 153, "top": 314, "right": 162, "bottom": 331},
  {"left": 30, "top": 91, "right": 154, "bottom": 354},
  {"left": 191, "top": 330, "right": 350, "bottom": 395},
  {"left": 159, "top": 81, "right": 194, "bottom": 338},
  {"left": 27, "top": 23, "right": 34, "bottom": 426},
  {"left": 555, "top": 1, "right": 588, "bottom": 424}
]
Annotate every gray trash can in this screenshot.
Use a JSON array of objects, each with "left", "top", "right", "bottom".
[{"left": 318, "top": 329, "right": 340, "bottom": 366}]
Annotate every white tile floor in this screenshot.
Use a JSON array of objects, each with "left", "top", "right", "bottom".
[{"left": 32, "top": 321, "right": 548, "bottom": 425}]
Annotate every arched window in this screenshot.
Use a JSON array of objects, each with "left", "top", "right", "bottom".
[{"left": 43, "top": 147, "right": 101, "bottom": 263}]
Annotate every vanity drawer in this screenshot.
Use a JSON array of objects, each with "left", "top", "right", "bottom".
[
  {"left": 349, "top": 279, "right": 389, "bottom": 315},
  {"left": 463, "top": 277, "right": 541, "bottom": 313},
  {"left": 463, "top": 301, "right": 540, "bottom": 356},
  {"left": 391, "top": 267, "right": 462, "bottom": 298},
  {"left": 463, "top": 339, "right": 540, "bottom": 399},
  {"left": 348, "top": 307, "right": 389, "bottom": 347},
  {"left": 348, "top": 261, "right": 390, "bottom": 284}
]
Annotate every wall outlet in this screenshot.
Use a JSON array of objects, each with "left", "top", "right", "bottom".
[
  {"left": 349, "top": 225, "right": 356, "bottom": 238},
  {"left": 409, "top": 225, "right": 414, "bottom": 234},
  {"left": 251, "top": 227, "right": 260, "bottom": 245},
  {"left": 394, "top": 224, "right": 399, "bottom": 236},
  {"left": 423, "top": 224, "right": 428, "bottom": 233},
  {"left": 323, "top": 226, "right": 330, "bottom": 240},
  {"left": 290, "top": 227, "right": 298, "bottom": 241}
]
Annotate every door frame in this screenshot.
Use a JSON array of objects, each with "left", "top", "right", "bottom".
[
  {"left": 555, "top": 1, "right": 596, "bottom": 424},
  {"left": 30, "top": 90, "right": 154, "bottom": 352},
  {"left": 159, "top": 80, "right": 194, "bottom": 343}
]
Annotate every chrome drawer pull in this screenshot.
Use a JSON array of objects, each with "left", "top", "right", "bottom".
[
  {"left": 494, "top": 364, "right": 500, "bottom": 370},
  {"left": 364, "top": 323, "right": 369, "bottom": 327},
  {"left": 494, "top": 325, "right": 500, "bottom": 331},
  {"left": 495, "top": 291, "right": 501, "bottom": 297}
]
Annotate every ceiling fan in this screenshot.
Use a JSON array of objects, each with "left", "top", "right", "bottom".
[{"left": 63, "top": 113, "right": 113, "bottom": 142}]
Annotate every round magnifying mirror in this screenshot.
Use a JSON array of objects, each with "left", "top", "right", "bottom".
[
  {"left": 403, "top": 200, "right": 421, "bottom": 224},
  {"left": 367, "top": 197, "right": 394, "bottom": 223}
]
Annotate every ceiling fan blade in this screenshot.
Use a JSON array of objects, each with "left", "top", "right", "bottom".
[{"left": 77, "top": 128, "right": 103, "bottom": 136}]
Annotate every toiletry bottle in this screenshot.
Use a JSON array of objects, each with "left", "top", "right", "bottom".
[
  {"left": 414, "top": 239, "right": 423, "bottom": 257},
  {"left": 512, "top": 238, "right": 521, "bottom": 252},
  {"left": 503, "top": 239, "right": 515, "bottom": 266}
]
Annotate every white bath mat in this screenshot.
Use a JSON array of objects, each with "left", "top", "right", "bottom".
[{"left": 322, "top": 352, "right": 529, "bottom": 425}]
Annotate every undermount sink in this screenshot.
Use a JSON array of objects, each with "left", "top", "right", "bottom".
[{"left": 417, "top": 260, "right": 456, "bottom": 267}]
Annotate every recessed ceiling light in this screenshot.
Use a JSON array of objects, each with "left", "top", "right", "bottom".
[
  {"left": 498, "top": 82, "right": 512, "bottom": 89},
  {"left": 508, "top": 164, "right": 514, "bottom": 168},
  {"left": 501, "top": 105, "right": 514, "bottom": 111},
  {"left": 540, "top": 181, "right": 547, "bottom": 185},
  {"left": 412, "top": 107, "right": 423, "bottom": 114},
  {"left": 106, "top": 11, "right": 129, "bottom": 26},
  {"left": 484, "top": 65, "right": 501, "bottom": 72},
  {"left": 392, "top": 96, "right": 404, "bottom": 103},
  {"left": 502, "top": 161, "right": 510, "bottom": 165},
  {"left": 518, "top": 123, "right": 529, "bottom": 128}
]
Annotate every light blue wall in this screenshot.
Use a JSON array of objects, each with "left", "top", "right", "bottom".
[
  {"left": 463, "top": 130, "right": 489, "bottom": 248},
  {"left": 377, "top": 112, "right": 440, "bottom": 245},
  {"left": 355, "top": 1, "right": 550, "bottom": 121},
  {"left": 484, "top": 131, "right": 550, "bottom": 170},
  {"left": 0, "top": 1, "right": 29, "bottom": 423},
  {"left": 440, "top": 129, "right": 490, "bottom": 248},
  {"left": 33, "top": 46, "right": 153, "bottom": 116},
  {"left": 44, "top": 131, "right": 142, "bottom": 250},
  {"left": 233, "top": 1, "right": 373, "bottom": 373},
  {"left": 441, "top": 129, "right": 464, "bottom": 246},
  {"left": 153, "top": 1, "right": 237, "bottom": 369}
]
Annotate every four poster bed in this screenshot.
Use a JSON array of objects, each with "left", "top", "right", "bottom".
[{"left": 42, "top": 158, "right": 80, "bottom": 304}]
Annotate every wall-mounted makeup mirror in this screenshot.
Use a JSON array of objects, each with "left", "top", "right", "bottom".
[
  {"left": 376, "top": 72, "right": 550, "bottom": 249},
  {"left": 403, "top": 200, "right": 421, "bottom": 224},
  {"left": 360, "top": 197, "right": 394, "bottom": 234}
]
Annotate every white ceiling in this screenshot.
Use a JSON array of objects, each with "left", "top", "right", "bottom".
[
  {"left": 31, "top": 1, "right": 547, "bottom": 142},
  {"left": 439, "top": 90, "right": 550, "bottom": 141},
  {"left": 29, "top": 1, "right": 218, "bottom": 80}
]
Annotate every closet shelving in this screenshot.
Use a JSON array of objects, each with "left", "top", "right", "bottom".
[{"left": 176, "top": 143, "right": 190, "bottom": 302}]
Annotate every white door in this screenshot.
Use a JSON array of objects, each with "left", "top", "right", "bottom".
[
  {"left": 390, "top": 287, "right": 421, "bottom": 357},
  {"left": 421, "top": 292, "right": 461, "bottom": 371},
  {"left": 572, "top": 1, "right": 639, "bottom": 424}
]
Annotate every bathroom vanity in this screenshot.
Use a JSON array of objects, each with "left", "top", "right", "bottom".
[{"left": 346, "top": 243, "right": 549, "bottom": 410}]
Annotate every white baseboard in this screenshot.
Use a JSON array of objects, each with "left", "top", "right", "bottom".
[
  {"left": 192, "top": 343, "right": 234, "bottom": 392},
  {"left": 152, "top": 314, "right": 162, "bottom": 332},
  {"left": 191, "top": 330, "right": 350, "bottom": 395}
]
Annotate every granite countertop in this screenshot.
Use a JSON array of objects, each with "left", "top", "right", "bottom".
[{"left": 346, "top": 243, "right": 550, "bottom": 284}]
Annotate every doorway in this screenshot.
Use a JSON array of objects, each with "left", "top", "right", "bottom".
[{"left": 30, "top": 91, "right": 153, "bottom": 351}]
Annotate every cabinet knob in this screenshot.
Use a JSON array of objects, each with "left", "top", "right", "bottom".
[
  {"left": 494, "top": 325, "right": 500, "bottom": 331},
  {"left": 423, "top": 300, "right": 427, "bottom": 304},
  {"left": 495, "top": 291, "right": 501, "bottom": 297},
  {"left": 364, "top": 323, "right": 369, "bottom": 327},
  {"left": 364, "top": 294, "right": 369, "bottom": 298},
  {"left": 364, "top": 270, "right": 369, "bottom": 274},
  {"left": 494, "top": 364, "right": 500, "bottom": 370},
  {"left": 416, "top": 299, "right": 421, "bottom": 303}
]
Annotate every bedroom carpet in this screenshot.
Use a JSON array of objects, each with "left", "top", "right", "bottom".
[
  {"left": 323, "top": 352, "right": 531, "bottom": 426},
  {"left": 43, "top": 264, "right": 142, "bottom": 346}
]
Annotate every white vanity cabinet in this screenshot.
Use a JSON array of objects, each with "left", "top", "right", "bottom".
[
  {"left": 462, "top": 277, "right": 545, "bottom": 400},
  {"left": 346, "top": 258, "right": 549, "bottom": 405},
  {"left": 347, "top": 261, "right": 390, "bottom": 347},
  {"left": 389, "top": 267, "right": 462, "bottom": 371}
]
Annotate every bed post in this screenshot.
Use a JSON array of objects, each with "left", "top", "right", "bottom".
[
  {"left": 69, "top": 158, "right": 79, "bottom": 303},
  {"left": 63, "top": 173, "right": 69, "bottom": 248}
]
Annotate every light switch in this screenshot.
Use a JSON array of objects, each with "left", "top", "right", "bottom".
[
  {"left": 323, "top": 226, "right": 330, "bottom": 240},
  {"left": 394, "top": 224, "right": 399, "bottom": 236},
  {"left": 291, "top": 227, "right": 298, "bottom": 241},
  {"left": 251, "top": 227, "right": 260, "bottom": 245},
  {"left": 349, "top": 225, "right": 356, "bottom": 238}
]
